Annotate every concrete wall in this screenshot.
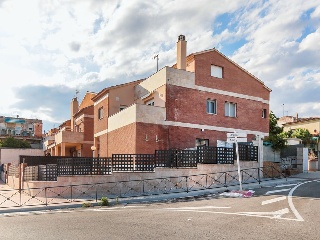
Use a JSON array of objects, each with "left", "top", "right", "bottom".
[
  {"left": 135, "top": 67, "right": 167, "bottom": 99},
  {"left": 0, "top": 148, "right": 44, "bottom": 165},
  {"left": 263, "top": 146, "right": 281, "bottom": 163}
]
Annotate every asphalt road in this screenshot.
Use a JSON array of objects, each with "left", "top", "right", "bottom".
[{"left": 1, "top": 179, "right": 319, "bottom": 240}]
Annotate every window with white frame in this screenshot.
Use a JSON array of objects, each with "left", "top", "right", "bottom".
[
  {"left": 98, "top": 107, "right": 103, "bottom": 120},
  {"left": 211, "top": 65, "right": 223, "bottom": 78},
  {"left": 225, "top": 102, "right": 236, "bottom": 117},
  {"left": 206, "top": 99, "right": 217, "bottom": 114}
]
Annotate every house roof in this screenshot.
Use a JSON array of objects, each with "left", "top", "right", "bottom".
[
  {"left": 79, "top": 91, "right": 97, "bottom": 110},
  {"left": 172, "top": 48, "right": 271, "bottom": 92},
  {"left": 282, "top": 117, "right": 320, "bottom": 126},
  {"left": 92, "top": 79, "right": 144, "bottom": 102}
]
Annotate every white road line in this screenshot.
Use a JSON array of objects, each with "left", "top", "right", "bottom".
[
  {"left": 287, "top": 181, "right": 311, "bottom": 222},
  {"left": 240, "top": 208, "right": 289, "bottom": 218},
  {"left": 262, "top": 196, "right": 287, "bottom": 205},
  {"left": 163, "top": 208, "right": 301, "bottom": 221},
  {"left": 165, "top": 206, "right": 231, "bottom": 210},
  {"left": 266, "top": 189, "right": 291, "bottom": 195},
  {"left": 275, "top": 184, "right": 297, "bottom": 188}
]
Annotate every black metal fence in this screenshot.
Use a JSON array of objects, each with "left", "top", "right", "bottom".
[
  {"left": 57, "top": 158, "right": 111, "bottom": 176},
  {"left": 39, "top": 164, "right": 58, "bottom": 181},
  {"left": 0, "top": 166, "right": 286, "bottom": 210},
  {"left": 112, "top": 154, "right": 154, "bottom": 172},
  {"left": 20, "top": 145, "right": 258, "bottom": 181},
  {"left": 155, "top": 149, "right": 198, "bottom": 168}
]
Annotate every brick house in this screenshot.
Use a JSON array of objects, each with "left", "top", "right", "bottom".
[
  {"left": 44, "top": 91, "right": 96, "bottom": 157},
  {"left": 91, "top": 35, "right": 271, "bottom": 157}
]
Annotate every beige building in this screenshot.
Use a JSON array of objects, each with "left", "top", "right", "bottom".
[
  {"left": 282, "top": 117, "right": 320, "bottom": 152},
  {"left": 43, "top": 91, "right": 96, "bottom": 157}
]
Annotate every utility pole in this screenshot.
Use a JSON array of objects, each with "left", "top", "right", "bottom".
[{"left": 153, "top": 54, "right": 159, "bottom": 72}]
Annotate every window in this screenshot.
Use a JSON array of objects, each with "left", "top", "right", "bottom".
[
  {"left": 206, "top": 99, "right": 217, "bottom": 114},
  {"left": 145, "top": 99, "right": 155, "bottom": 106},
  {"left": 196, "top": 138, "right": 209, "bottom": 147},
  {"left": 211, "top": 65, "right": 223, "bottom": 78},
  {"left": 120, "top": 105, "right": 127, "bottom": 111},
  {"left": 98, "top": 107, "right": 103, "bottom": 120},
  {"left": 262, "top": 109, "right": 267, "bottom": 118},
  {"left": 225, "top": 102, "right": 236, "bottom": 117}
]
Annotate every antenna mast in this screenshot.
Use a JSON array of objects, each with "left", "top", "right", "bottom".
[{"left": 153, "top": 54, "right": 159, "bottom": 72}]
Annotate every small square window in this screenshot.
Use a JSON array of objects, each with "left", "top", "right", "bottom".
[
  {"left": 207, "top": 99, "right": 217, "bottom": 114},
  {"left": 225, "top": 102, "right": 236, "bottom": 117},
  {"left": 211, "top": 65, "right": 223, "bottom": 78}
]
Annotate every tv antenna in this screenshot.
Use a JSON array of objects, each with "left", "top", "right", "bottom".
[
  {"left": 75, "top": 89, "right": 80, "bottom": 98},
  {"left": 153, "top": 54, "right": 159, "bottom": 72}
]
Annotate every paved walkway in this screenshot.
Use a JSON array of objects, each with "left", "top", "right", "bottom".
[{"left": 0, "top": 171, "right": 319, "bottom": 214}]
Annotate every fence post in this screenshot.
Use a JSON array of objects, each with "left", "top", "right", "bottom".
[
  {"left": 71, "top": 185, "right": 73, "bottom": 202},
  {"left": 45, "top": 187, "right": 48, "bottom": 206},
  {"left": 224, "top": 173, "right": 227, "bottom": 187},
  {"left": 206, "top": 174, "right": 208, "bottom": 188},
  {"left": 95, "top": 184, "right": 98, "bottom": 202},
  {"left": 258, "top": 167, "right": 261, "bottom": 184},
  {"left": 185, "top": 176, "right": 188, "bottom": 193},
  {"left": 143, "top": 180, "right": 145, "bottom": 194},
  {"left": 241, "top": 170, "right": 244, "bottom": 184}
]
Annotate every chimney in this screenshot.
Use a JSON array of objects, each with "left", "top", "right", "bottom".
[
  {"left": 177, "top": 35, "right": 187, "bottom": 70},
  {"left": 71, "top": 97, "right": 79, "bottom": 131}
]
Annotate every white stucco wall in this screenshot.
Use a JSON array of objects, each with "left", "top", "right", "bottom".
[{"left": 0, "top": 148, "right": 44, "bottom": 165}]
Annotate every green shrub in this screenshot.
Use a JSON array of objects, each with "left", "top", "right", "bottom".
[
  {"left": 99, "top": 197, "right": 109, "bottom": 206},
  {"left": 82, "top": 202, "right": 93, "bottom": 208}
]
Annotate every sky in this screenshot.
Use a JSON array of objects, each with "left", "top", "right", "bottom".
[{"left": 0, "top": 0, "right": 319, "bottom": 132}]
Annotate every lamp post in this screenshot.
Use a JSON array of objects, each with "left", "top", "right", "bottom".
[{"left": 91, "top": 146, "right": 96, "bottom": 158}]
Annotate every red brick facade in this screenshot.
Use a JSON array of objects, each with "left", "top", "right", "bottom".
[{"left": 91, "top": 40, "right": 270, "bottom": 157}]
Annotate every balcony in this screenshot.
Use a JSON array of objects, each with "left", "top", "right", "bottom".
[
  {"left": 108, "top": 104, "right": 166, "bottom": 132},
  {"left": 55, "top": 130, "right": 84, "bottom": 145}
]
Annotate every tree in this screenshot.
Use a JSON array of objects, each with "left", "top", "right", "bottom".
[
  {"left": 291, "top": 128, "right": 314, "bottom": 145},
  {"left": 0, "top": 137, "right": 31, "bottom": 148},
  {"left": 265, "top": 111, "right": 287, "bottom": 151}
]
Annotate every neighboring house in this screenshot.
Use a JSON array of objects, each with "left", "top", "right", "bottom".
[
  {"left": 91, "top": 35, "right": 271, "bottom": 157},
  {"left": 0, "top": 116, "right": 43, "bottom": 149},
  {"left": 282, "top": 117, "right": 320, "bottom": 150},
  {"left": 43, "top": 91, "right": 96, "bottom": 157},
  {"left": 277, "top": 115, "right": 297, "bottom": 127},
  {"left": 282, "top": 117, "right": 320, "bottom": 135}
]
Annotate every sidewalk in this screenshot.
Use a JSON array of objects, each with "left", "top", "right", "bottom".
[{"left": 0, "top": 172, "right": 319, "bottom": 214}]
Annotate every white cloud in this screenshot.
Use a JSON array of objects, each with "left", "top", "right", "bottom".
[
  {"left": 0, "top": 0, "right": 320, "bottom": 130},
  {"left": 299, "top": 29, "right": 320, "bottom": 52}
]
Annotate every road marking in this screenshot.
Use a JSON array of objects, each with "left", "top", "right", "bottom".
[
  {"left": 163, "top": 208, "right": 301, "bottom": 221},
  {"left": 275, "top": 183, "right": 297, "bottom": 188},
  {"left": 165, "top": 206, "right": 231, "bottom": 210},
  {"left": 240, "top": 208, "right": 289, "bottom": 218},
  {"left": 266, "top": 189, "right": 291, "bottom": 195},
  {"left": 287, "top": 181, "right": 310, "bottom": 222},
  {"left": 262, "top": 196, "right": 287, "bottom": 205}
]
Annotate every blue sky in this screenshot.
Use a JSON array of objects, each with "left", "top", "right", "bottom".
[{"left": 0, "top": 0, "right": 319, "bottom": 132}]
